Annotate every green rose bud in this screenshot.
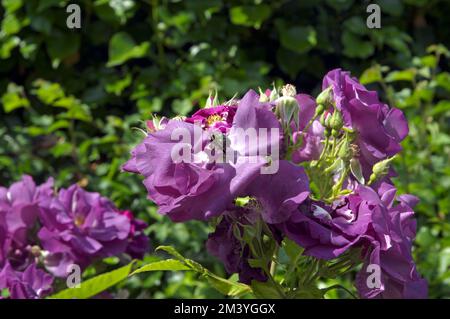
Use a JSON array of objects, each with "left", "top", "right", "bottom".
[
  {"left": 330, "top": 110, "right": 343, "bottom": 130},
  {"left": 316, "top": 86, "right": 334, "bottom": 107},
  {"left": 276, "top": 95, "right": 300, "bottom": 131},
  {"left": 314, "top": 103, "right": 326, "bottom": 118},
  {"left": 368, "top": 156, "right": 397, "bottom": 185},
  {"left": 320, "top": 112, "right": 332, "bottom": 128},
  {"left": 331, "top": 129, "right": 339, "bottom": 137},
  {"left": 338, "top": 140, "right": 351, "bottom": 161}
]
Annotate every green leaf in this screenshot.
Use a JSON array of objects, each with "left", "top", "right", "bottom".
[
  {"left": 205, "top": 275, "right": 251, "bottom": 297},
  {"left": 50, "top": 142, "right": 73, "bottom": 158},
  {"left": 342, "top": 31, "right": 374, "bottom": 58},
  {"left": 378, "top": 0, "right": 403, "bottom": 16},
  {"left": 47, "top": 120, "right": 70, "bottom": 133},
  {"left": 0, "top": 36, "right": 20, "bottom": 58},
  {"left": 49, "top": 262, "right": 134, "bottom": 299},
  {"left": 343, "top": 17, "right": 367, "bottom": 35},
  {"left": 385, "top": 69, "right": 416, "bottom": 82},
  {"left": 360, "top": 65, "right": 383, "bottom": 85},
  {"left": 325, "top": 0, "right": 354, "bottom": 11},
  {"left": 156, "top": 245, "right": 187, "bottom": 262},
  {"left": 47, "top": 33, "right": 80, "bottom": 67},
  {"left": 276, "top": 48, "right": 306, "bottom": 79},
  {"left": 381, "top": 27, "right": 411, "bottom": 55},
  {"left": 294, "top": 285, "right": 325, "bottom": 298},
  {"left": 32, "top": 80, "right": 65, "bottom": 104},
  {"left": 150, "top": 246, "right": 251, "bottom": 297},
  {"left": 137, "top": 97, "right": 162, "bottom": 113},
  {"left": 1, "top": 83, "right": 30, "bottom": 113},
  {"left": 430, "top": 100, "right": 450, "bottom": 116},
  {"left": 247, "top": 258, "right": 265, "bottom": 269},
  {"left": 102, "top": 257, "right": 120, "bottom": 265},
  {"left": 19, "top": 39, "right": 38, "bottom": 59},
  {"left": 53, "top": 96, "right": 79, "bottom": 109},
  {"left": 417, "top": 55, "right": 437, "bottom": 68},
  {"left": 107, "top": 0, "right": 136, "bottom": 23},
  {"left": 435, "top": 73, "right": 450, "bottom": 92},
  {"left": 279, "top": 25, "right": 317, "bottom": 54},
  {"left": 403, "top": 0, "right": 428, "bottom": 7},
  {"left": 37, "top": 0, "right": 67, "bottom": 12},
  {"left": 107, "top": 32, "right": 150, "bottom": 67},
  {"left": 427, "top": 44, "right": 450, "bottom": 58},
  {"left": 229, "top": 5, "right": 271, "bottom": 29},
  {"left": 250, "top": 280, "right": 280, "bottom": 299},
  {"left": 1, "top": 14, "right": 22, "bottom": 35},
  {"left": 283, "top": 238, "right": 304, "bottom": 262},
  {"left": 60, "top": 104, "right": 92, "bottom": 122},
  {"left": 2, "top": 0, "right": 24, "bottom": 13},
  {"left": 105, "top": 74, "right": 132, "bottom": 96},
  {"left": 172, "top": 99, "right": 193, "bottom": 115},
  {"left": 130, "top": 259, "right": 190, "bottom": 275}
]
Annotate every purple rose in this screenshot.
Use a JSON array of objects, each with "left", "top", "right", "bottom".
[
  {"left": 0, "top": 176, "right": 53, "bottom": 268},
  {"left": 0, "top": 218, "right": 9, "bottom": 267},
  {"left": 0, "top": 262, "right": 53, "bottom": 299},
  {"left": 322, "top": 69, "right": 408, "bottom": 179},
  {"left": 38, "top": 185, "right": 131, "bottom": 277},
  {"left": 246, "top": 160, "right": 310, "bottom": 224},
  {"left": 281, "top": 182, "right": 427, "bottom": 298},
  {"left": 119, "top": 210, "right": 150, "bottom": 259},
  {"left": 354, "top": 182, "right": 428, "bottom": 299},
  {"left": 282, "top": 199, "right": 366, "bottom": 260},
  {"left": 185, "top": 105, "right": 237, "bottom": 133},
  {"left": 123, "top": 90, "right": 282, "bottom": 222}
]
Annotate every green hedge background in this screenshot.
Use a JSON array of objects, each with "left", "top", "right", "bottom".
[{"left": 0, "top": 0, "right": 449, "bottom": 298}]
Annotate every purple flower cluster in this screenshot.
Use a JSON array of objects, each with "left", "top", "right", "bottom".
[
  {"left": 282, "top": 182, "right": 427, "bottom": 298},
  {"left": 322, "top": 69, "right": 409, "bottom": 179},
  {"left": 124, "top": 68, "right": 427, "bottom": 298},
  {"left": 0, "top": 176, "right": 149, "bottom": 299},
  {"left": 0, "top": 262, "right": 53, "bottom": 299},
  {"left": 123, "top": 91, "right": 287, "bottom": 222}
]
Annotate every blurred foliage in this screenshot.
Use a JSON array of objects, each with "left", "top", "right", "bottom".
[{"left": 0, "top": 0, "right": 449, "bottom": 298}]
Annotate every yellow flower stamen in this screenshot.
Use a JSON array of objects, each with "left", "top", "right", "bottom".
[
  {"left": 206, "top": 114, "right": 223, "bottom": 127},
  {"left": 74, "top": 215, "right": 85, "bottom": 227}
]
